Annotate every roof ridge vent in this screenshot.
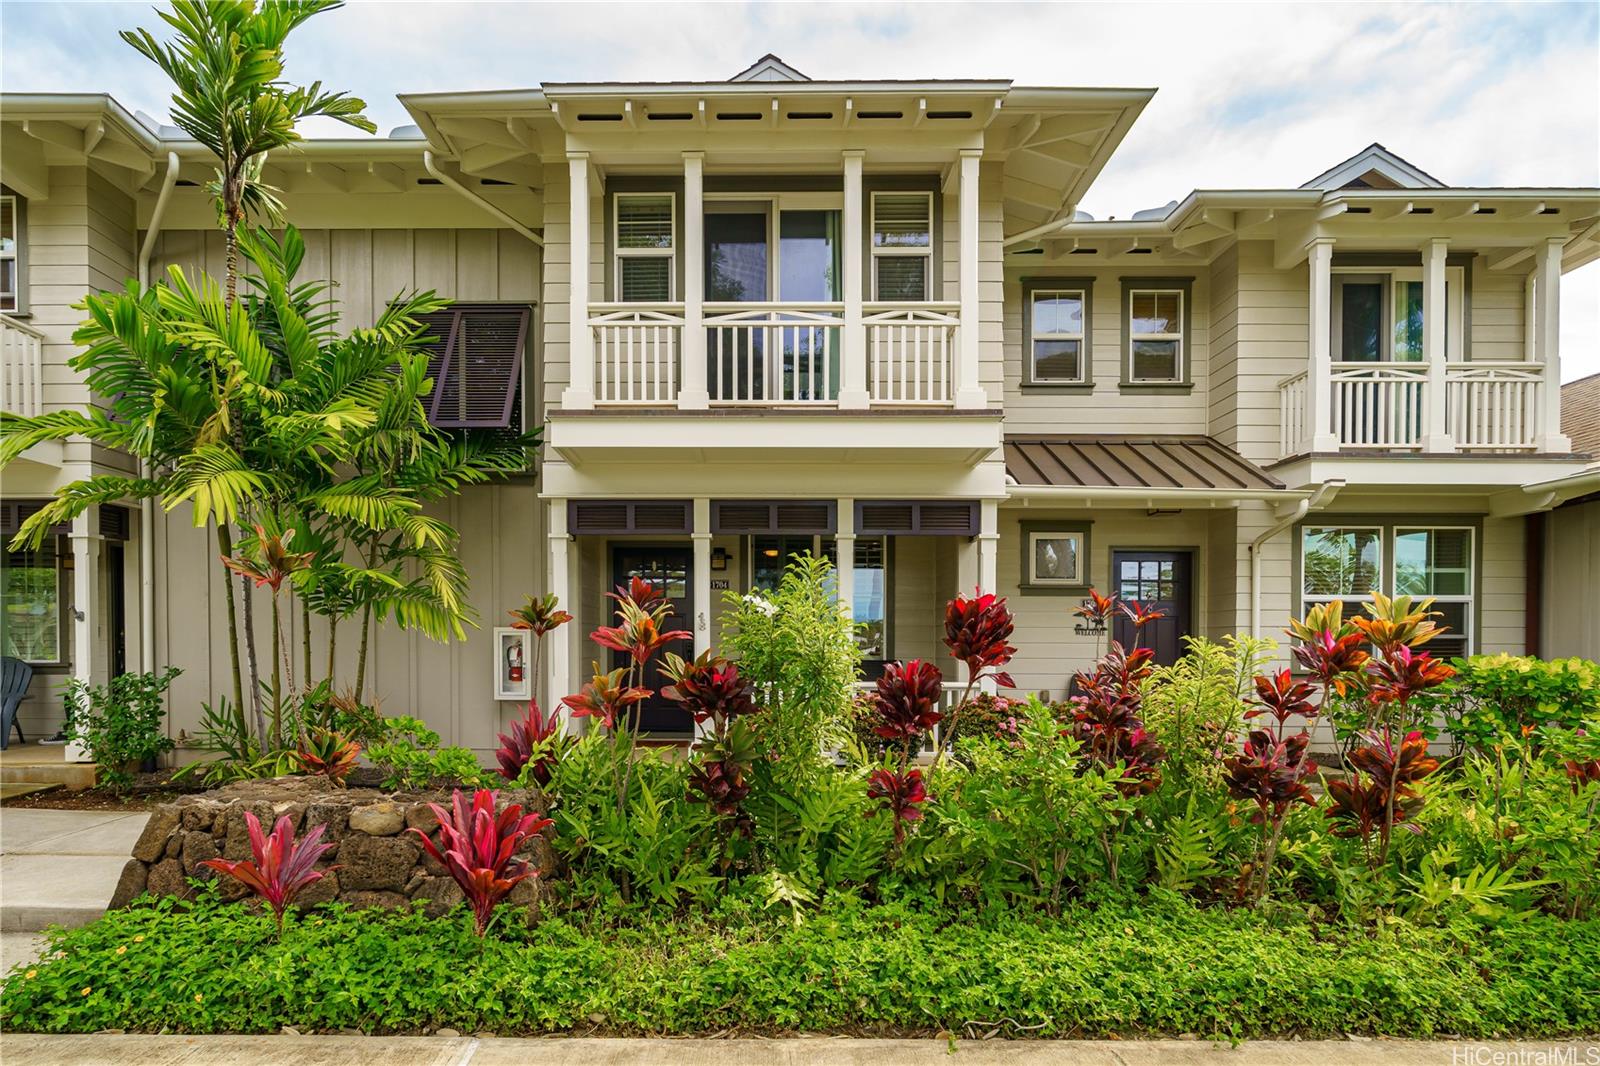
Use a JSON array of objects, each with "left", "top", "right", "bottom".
[{"left": 729, "top": 53, "right": 810, "bottom": 82}]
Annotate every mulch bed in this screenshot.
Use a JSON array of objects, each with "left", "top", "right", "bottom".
[{"left": 1, "top": 769, "right": 207, "bottom": 812}]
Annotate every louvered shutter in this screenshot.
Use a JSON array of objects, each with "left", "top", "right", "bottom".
[
  {"left": 872, "top": 194, "right": 931, "bottom": 248},
  {"left": 413, "top": 304, "right": 531, "bottom": 429},
  {"left": 712, "top": 501, "right": 835, "bottom": 535},
  {"left": 568, "top": 500, "right": 691, "bottom": 535},
  {"left": 856, "top": 500, "right": 978, "bottom": 536}
]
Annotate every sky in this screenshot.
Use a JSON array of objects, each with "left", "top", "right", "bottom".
[{"left": 2, "top": 0, "right": 1597, "bottom": 380}]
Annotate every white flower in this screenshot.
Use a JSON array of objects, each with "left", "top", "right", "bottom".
[{"left": 742, "top": 593, "right": 778, "bottom": 617}]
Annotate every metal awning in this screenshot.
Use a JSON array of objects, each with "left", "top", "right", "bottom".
[{"left": 1004, "top": 435, "right": 1288, "bottom": 501}]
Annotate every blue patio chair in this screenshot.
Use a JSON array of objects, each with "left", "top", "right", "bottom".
[{"left": 1, "top": 656, "right": 33, "bottom": 750}]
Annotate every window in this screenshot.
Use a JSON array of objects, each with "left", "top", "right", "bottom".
[
  {"left": 412, "top": 303, "right": 531, "bottom": 429},
  {"left": 1021, "top": 522, "right": 1091, "bottom": 592},
  {"left": 1126, "top": 288, "right": 1184, "bottom": 382},
  {"left": 1299, "top": 523, "right": 1476, "bottom": 656},
  {"left": 1393, "top": 527, "right": 1473, "bottom": 660},
  {"left": 1331, "top": 268, "right": 1465, "bottom": 363},
  {"left": 871, "top": 192, "right": 931, "bottom": 301},
  {"left": 2, "top": 537, "right": 62, "bottom": 663},
  {"left": 748, "top": 534, "right": 890, "bottom": 660},
  {"left": 614, "top": 194, "right": 675, "bottom": 302},
  {"left": 1028, "top": 287, "right": 1088, "bottom": 384},
  {"left": 0, "top": 192, "right": 20, "bottom": 313}
]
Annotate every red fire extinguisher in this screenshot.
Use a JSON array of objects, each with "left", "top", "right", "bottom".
[{"left": 506, "top": 639, "right": 525, "bottom": 684}]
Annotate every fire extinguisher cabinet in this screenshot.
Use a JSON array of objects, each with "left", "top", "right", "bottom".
[{"left": 493, "top": 627, "right": 533, "bottom": 701}]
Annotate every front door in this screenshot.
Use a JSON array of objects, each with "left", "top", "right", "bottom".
[
  {"left": 1111, "top": 550, "right": 1193, "bottom": 666},
  {"left": 610, "top": 545, "right": 695, "bottom": 735}
]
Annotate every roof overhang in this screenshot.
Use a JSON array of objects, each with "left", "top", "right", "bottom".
[{"left": 1002, "top": 434, "right": 1291, "bottom": 509}]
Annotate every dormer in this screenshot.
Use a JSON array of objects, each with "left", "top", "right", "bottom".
[{"left": 1301, "top": 143, "right": 1447, "bottom": 191}]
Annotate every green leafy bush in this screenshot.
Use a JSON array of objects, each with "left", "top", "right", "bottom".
[
  {"left": 64, "top": 667, "right": 181, "bottom": 792},
  {"left": 1443, "top": 654, "right": 1600, "bottom": 754},
  {"left": 5, "top": 894, "right": 1597, "bottom": 1038},
  {"left": 367, "top": 716, "right": 490, "bottom": 789}
]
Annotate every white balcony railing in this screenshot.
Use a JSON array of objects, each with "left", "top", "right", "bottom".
[
  {"left": 1445, "top": 362, "right": 1542, "bottom": 451},
  {"left": 1, "top": 314, "right": 45, "bottom": 418},
  {"left": 590, "top": 304, "right": 684, "bottom": 405},
  {"left": 866, "top": 302, "right": 959, "bottom": 405},
  {"left": 1330, "top": 361, "right": 1428, "bottom": 450},
  {"left": 705, "top": 302, "right": 844, "bottom": 405},
  {"left": 1278, "top": 370, "right": 1311, "bottom": 458}
]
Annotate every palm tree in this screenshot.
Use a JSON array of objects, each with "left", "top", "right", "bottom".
[{"left": 119, "top": 0, "right": 374, "bottom": 716}]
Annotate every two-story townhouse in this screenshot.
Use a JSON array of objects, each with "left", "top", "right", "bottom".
[{"left": 2, "top": 56, "right": 1596, "bottom": 753}]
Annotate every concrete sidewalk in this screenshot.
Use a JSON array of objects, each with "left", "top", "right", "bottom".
[
  {"left": 3, "top": 1036, "right": 1596, "bottom": 1065},
  {"left": 0, "top": 809, "right": 148, "bottom": 947}
]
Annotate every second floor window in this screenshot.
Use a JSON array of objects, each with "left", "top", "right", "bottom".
[
  {"left": 1127, "top": 288, "right": 1184, "bottom": 382},
  {"left": 1, "top": 192, "right": 20, "bottom": 313},
  {"left": 1332, "top": 269, "right": 1464, "bottom": 363},
  {"left": 1030, "top": 289, "right": 1087, "bottom": 383},
  {"left": 413, "top": 303, "right": 531, "bottom": 430},
  {"left": 871, "top": 192, "right": 931, "bottom": 301},
  {"left": 615, "top": 194, "right": 675, "bottom": 302}
]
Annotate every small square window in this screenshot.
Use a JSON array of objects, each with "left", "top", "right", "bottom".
[{"left": 1027, "top": 530, "right": 1084, "bottom": 586}]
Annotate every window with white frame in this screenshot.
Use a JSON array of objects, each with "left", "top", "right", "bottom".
[
  {"left": 2, "top": 538, "right": 62, "bottom": 663},
  {"left": 614, "top": 193, "right": 675, "bottom": 302},
  {"left": 1331, "top": 268, "right": 1464, "bottom": 363},
  {"left": 1300, "top": 523, "right": 1475, "bottom": 657},
  {"left": 1393, "top": 526, "right": 1473, "bottom": 659},
  {"left": 1127, "top": 288, "right": 1184, "bottom": 381},
  {"left": 1029, "top": 289, "right": 1087, "bottom": 384},
  {"left": 1025, "top": 528, "right": 1087, "bottom": 588},
  {"left": 0, "top": 193, "right": 20, "bottom": 313},
  {"left": 870, "top": 191, "right": 931, "bottom": 301}
]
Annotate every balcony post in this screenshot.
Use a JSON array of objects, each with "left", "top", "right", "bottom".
[
  {"left": 954, "top": 149, "right": 987, "bottom": 410},
  {"left": 1421, "top": 238, "right": 1454, "bottom": 452},
  {"left": 835, "top": 497, "right": 856, "bottom": 620},
  {"left": 679, "top": 152, "right": 709, "bottom": 409},
  {"left": 1306, "top": 238, "right": 1339, "bottom": 452},
  {"left": 66, "top": 506, "right": 104, "bottom": 762},
  {"left": 561, "top": 152, "right": 595, "bottom": 410},
  {"left": 1534, "top": 237, "right": 1571, "bottom": 452},
  {"left": 839, "top": 151, "right": 869, "bottom": 409},
  {"left": 547, "top": 499, "right": 573, "bottom": 723}
]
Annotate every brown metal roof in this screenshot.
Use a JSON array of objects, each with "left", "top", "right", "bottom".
[{"left": 1004, "top": 435, "right": 1285, "bottom": 492}]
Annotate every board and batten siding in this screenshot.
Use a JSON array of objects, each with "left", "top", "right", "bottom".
[
  {"left": 1542, "top": 501, "right": 1600, "bottom": 660},
  {"left": 145, "top": 225, "right": 545, "bottom": 751}
]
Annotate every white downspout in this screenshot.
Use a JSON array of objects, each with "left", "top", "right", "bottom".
[
  {"left": 135, "top": 151, "right": 180, "bottom": 674},
  {"left": 423, "top": 151, "right": 543, "bottom": 246},
  {"left": 1249, "top": 479, "right": 1344, "bottom": 638}
]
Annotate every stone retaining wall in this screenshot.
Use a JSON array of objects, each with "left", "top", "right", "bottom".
[{"left": 110, "top": 777, "right": 553, "bottom": 920}]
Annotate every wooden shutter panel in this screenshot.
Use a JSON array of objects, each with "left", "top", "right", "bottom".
[
  {"left": 98, "top": 506, "right": 130, "bottom": 541},
  {"left": 633, "top": 502, "right": 693, "bottom": 532},
  {"left": 856, "top": 500, "right": 978, "bottom": 536},
  {"left": 858, "top": 502, "right": 916, "bottom": 534},
  {"left": 568, "top": 500, "right": 691, "bottom": 535},
  {"left": 414, "top": 304, "right": 530, "bottom": 429},
  {"left": 917, "top": 503, "right": 978, "bottom": 536},
  {"left": 712, "top": 501, "right": 835, "bottom": 534},
  {"left": 0, "top": 500, "right": 70, "bottom": 538},
  {"left": 712, "top": 502, "right": 773, "bottom": 534}
]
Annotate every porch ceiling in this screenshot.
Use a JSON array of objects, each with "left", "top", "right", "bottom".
[{"left": 1004, "top": 435, "right": 1285, "bottom": 493}]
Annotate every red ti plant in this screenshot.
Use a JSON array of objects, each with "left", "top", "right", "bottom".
[
  {"left": 1325, "top": 729, "right": 1439, "bottom": 865},
  {"left": 293, "top": 729, "right": 361, "bottom": 785},
  {"left": 494, "top": 700, "right": 568, "bottom": 786},
  {"left": 1247, "top": 669, "right": 1319, "bottom": 741},
  {"left": 560, "top": 664, "right": 650, "bottom": 732},
  {"left": 662, "top": 650, "right": 761, "bottom": 836},
  {"left": 408, "top": 788, "right": 554, "bottom": 938},
  {"left": 1224, "top": 730, "right": 1318, "bottom": 901},
  {"left": 1070, "top": 640, "right": 1164, "bottom": 883},
  {"left": 934, "top": 590, "right": 1016, "bottom": 770},
  {"left": 507, "top": 592, "right": 573, "bottom": 697},
  {"left": 1074, "top": 588, "right": 1118, "bottom": 657},
  {"left": 865, "top": 767, "right": 928, "bottom": 846},
  {"left": 200, "top": 812, "right": 335, "bottom": 936}
]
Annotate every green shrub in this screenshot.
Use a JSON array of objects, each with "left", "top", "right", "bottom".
[
  {"left": 366, "top": 716, "right": 490, "bottom": 789},
  {"left": 1443, "top": 654, "right": 1600, "bottom": 754},
  {"left": 64, "top": 667, "right": 181, "bottom": 792},
  {"left": 5, "top": 894, "right": 1597, "bottom": 1038}
]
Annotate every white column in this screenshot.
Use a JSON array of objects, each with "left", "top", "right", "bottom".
[
  {"left": 954, "top": 149, "right": 987, "bottom": 410},
  {"left": 834, "top": 498, "right": 856, "bottom": 619},
  {"left": 691, "top": 498, "right": 712, "bottom": 655},
  {"left": 679, "top": 152, "right": 709, "bottom": 409},
  {"left": 66, "top": 506, "right": 103, "bottom": 762},
  {"left": 547, "top": 499, "right": 573, "bottom": 722},
  {"left": 1534, "top": 237, "right": 1571, "bottom": 452},
  {"left": 1306, "top": 238, "right": 1339, "bottom": 452},
  {"left": 976, "top": 499, "right": 998, "bottom": 594},
  {"left": 838, "top": 150, "right": 869, "bottom": 409},
  {"left": 1421, "top": 238, "right": 1454, "bottom": 452},
  {"left": 561, "top": 153, "right": 595, "bottom": 410}
]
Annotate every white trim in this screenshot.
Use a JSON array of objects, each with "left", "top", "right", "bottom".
[
  {"left": 0, "top": 193, "right": 17, "bottom": 314},
  {"left": 870, "top": 189, "right": 933, "bottom": 301},
  {"left": 1330, "top": 265, "right": 1464, "bottom": 363},
  {"left": 1025, "top": 529, "right": 1085, "bottom": 586}
]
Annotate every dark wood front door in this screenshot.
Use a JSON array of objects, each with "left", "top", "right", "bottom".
[
  {"left": 1111, "top": 550, "right": 1193, "bottom": 666},
  {"left": 610, "top": 545, "right": 695, "bottom": 735}
]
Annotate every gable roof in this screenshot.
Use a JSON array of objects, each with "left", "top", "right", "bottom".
[
  {"left": 1562, "top": 374, "right": 1600, "bottom": 458},
  {"left": 729, "top": 54, "right": 809, "bottom": 82},
  {"left": 1301, "top": 143, "right": 1446, "bottom": 191}
]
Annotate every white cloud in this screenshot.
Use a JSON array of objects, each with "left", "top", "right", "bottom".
[{"left": 2, "top": 0, "right": 1596, "bottom": 378}]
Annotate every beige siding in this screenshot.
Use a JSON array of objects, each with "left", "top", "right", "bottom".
[
  {"left": 1470, "top": 259, "right": 1528, "bottom": 362},
  {"left": 1543, "top": 500, "right": 1600, "bottom": 660}
]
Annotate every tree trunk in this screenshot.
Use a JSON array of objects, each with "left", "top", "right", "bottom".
[
  {"left": 241, "top": 565, "right": 263, "bottom": 744},
  {"left": 354, "top": 605, "right": 372, "bottom": 705},
  {"left": 301, "top": 598, "right": 312, "bottom": 694},
  {"left": 216, "top": 524, "right": 247, "bottom": 739},
  {"left": 326, "top": 619, "right": 337, "bottom": 691},
  {"left": 269, "top": 593, "right": 282, "bottom": 745}
]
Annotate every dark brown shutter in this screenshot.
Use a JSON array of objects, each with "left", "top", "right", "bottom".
[
  {"left": 414, "top": 303, "right": 531, "bottom": 429},
  {"left": 712, "top": 500, "right": 835, "bottom": 534},
  {"left": 0, "top": 500, "right": 71, "bottom": 538},
  {"left": 569, "top": 500, "right": 691, "bottom": 535},
  {"left": 98, "top": 506, "right": 130, "bottom": 541},
  {"left": 856, "top": 500, "right": 978, "bottom": 536}
]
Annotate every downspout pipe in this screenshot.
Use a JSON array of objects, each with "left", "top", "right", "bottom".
[
  {"left": 1249, "top": 479, "right": 1344, "bottom": 638},
  {"left": 135, "top": 151, "right": 180, "bottom": 674},
  {"left": 423, "top": 151, "right": 543, "bottom": 246}
]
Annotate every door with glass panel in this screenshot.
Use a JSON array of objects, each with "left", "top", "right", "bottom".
[
  {"left": 705, "top": 200, "right": 841, "bottom": 402},
  {"left": 1110, "top": 550, "right": 1192, "bottom": 666},
  {"left": 1330, "top": 270, "right": 1462, "bottom": 447}
]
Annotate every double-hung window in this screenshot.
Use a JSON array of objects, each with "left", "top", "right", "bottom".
[
  {"left": 1392, "top": 527, "right": 1474, "bottom": 660},
  {"left": 1, "top": 191, "right": 21, "bottom": 313},
  {"left": 614, "top": 193, "right": 675, "bottom": 302},
  {"left": 1300, "top": 523, "right": 1475, "bottom": 657},
  {"left": 1, "top": 530, "right": 62, "bottom": 665},
  {"left": 1028, "top": 287, "right": 1088, "bottom": 384},
  {"left": 1301, "top": 526, "right": 1383, "bottom": 617},
  {"left": 870, "top": 192, "right": 932, "bottom": 301},
  {"left": 1126, "top": 287, "right": 1184, "bottom": 382}
]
